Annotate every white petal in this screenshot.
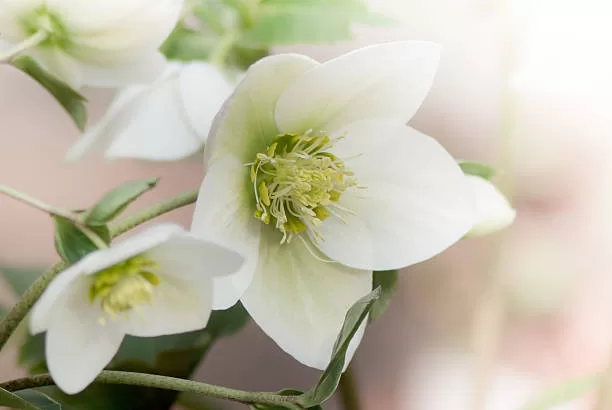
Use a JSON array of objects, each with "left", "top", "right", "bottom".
[
  {"left": 465, "top": 175, "right": 516, "bottom": 237},
  {"left": 45, "top": 278, "right": 124, "bottom": 394},
  {"left": 122, "top": 275, "right": 213, "bottom": 337},
  {"left": 66, "top": 86, "right": 149, "bottom": 161},
  {"left": 45, "top": 0, "right": 149, "bottom": 32},
  {"left": 241, "top": 233, "right": 372, "bottom": 370},
  {"left": 78, "top": 224, "right": 187, "bottom": 275},
  {"left": 101, "top": 63, "right": 202, "bottom": 160},
  {"left": 191, "top": 154, "right": 261, "bottom": 309},
  {"left": 146, "top": 234, "right": 245, "bottom": 279},
  {"left": 275, "top": 41, "right": 441, "bottom": 135},
  {"left": 178, "top": 62, "right": 236, "bottom": 140},
  {"left": 30, "top": 262, "right": 86, "bottom": 334},
  {"left": 0, "top": 0, "right": 41, "bottom": 40},
  {"left": 315, "top": 120, "right": 473, "bottom": 270},
  {"left": 205, "top": 54, "right": 318, "bottom": 165},
  {"left": 30, "top": 48, "right": 84, "bottom": 89},
  {"left": 80, "top": 51, "right": 166, "bottom": 88}
]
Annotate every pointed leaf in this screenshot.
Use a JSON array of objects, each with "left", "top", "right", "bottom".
[
  {"left": 459, "top": 161, "right": 496, "bottom": 180},
  {"left": 369, "top": 270, "right": 398, "bottom": 322},
  {"left": 14, "top": 390, "right": 61, "bottom": 409},
  {"left": 53, "top": 216, "right": 110, "bottom": 263},
  {"left": 299, "top": 287, "right": 381, "bottom": 407},
  {"left": 0, "top": 387, "right": 42, "bottom": 410},
  {"left": 12, "top": 56, "right": 87, "bottom": 131},
  {"left": 84, "top": 178, "right": 159, "bottom": 226}
]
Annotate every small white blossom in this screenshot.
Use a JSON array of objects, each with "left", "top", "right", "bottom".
[
  {"left": 465, "top": 175, "right": 516, "bottom": 237},
  {"left": 0, "top": 0, "right": 183, "bottom": 88},
  {"left": 30, "top": 223, "right": 244, "bottom": 394},
  {"left": 66, "top": 62, "right": 237, "bottom": 161},
  {"left": 191, "top": 42, "right": 475, "bottom": 369}
]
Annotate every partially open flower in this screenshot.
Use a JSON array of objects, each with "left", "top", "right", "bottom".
[
  {"left": 191, "top": 42, "right": 474, "bottom": 369},
  {"left": 0, "top": 0, "right": 183, "bottom": 88},
  {"left": 30, "top": 223, "right": 244, "bottom": 394},
  {"left": 66, "top": 62, "right": 237, "bottom": 161}
]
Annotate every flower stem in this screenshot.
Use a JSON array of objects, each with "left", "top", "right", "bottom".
[
  {"left": 0, "top": 262, "right": 65, "bottom": 350},
  {"left": 338, "top": 367, "right": 362, "bottom": 410},
  {"left": 0, "top": 371, "right": 305, "bottom": 409},
  {"left": 0, "top": 189, "right": 199, "bottom": 351},
  {"left": 109, "top": 189, "right": 198, "bottom": 238},
  {"left": 0, "top": 31, "right": 48, "bottom": 63}
]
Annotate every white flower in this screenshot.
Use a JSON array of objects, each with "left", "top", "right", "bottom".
[
  {"left": 191, "top": 42, "right": 475, "bottom": 369},
  {"left": 66, "top": 62, "right": 237, "bottom": 161},
  {"left": 30, "top": 223, "right": 244, "bottom": 394},
  {"left": 0, "top": 0, "right": 183, "bottom": 88},
  {"left": 465, "top": 175, "right": 516, "bottom": 237}
]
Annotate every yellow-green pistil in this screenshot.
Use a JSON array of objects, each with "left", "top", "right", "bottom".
[
  {"left": 89, "top": 255, "right": 160, "bottom": 322},
  {"left": 250, "top": 133, "right": 356, "bottom": 244}
]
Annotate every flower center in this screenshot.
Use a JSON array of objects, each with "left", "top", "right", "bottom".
[
  {"left": 250, "top": 132, "right": 356, "bottom": 244},
  {"left": 20, "top": 7, "right": 71, "bottom": 49},
  {"left": 88, "top": 255, "right": 160, "bottom": 322}
]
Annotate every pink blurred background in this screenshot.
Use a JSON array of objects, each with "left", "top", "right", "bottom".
[{"left": 3, "top": 0, "right": 612, "bottom": 409}]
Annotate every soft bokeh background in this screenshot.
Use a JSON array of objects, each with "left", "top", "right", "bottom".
[{"left": 3, "top": 0, "right": 612, "bottom": 409}]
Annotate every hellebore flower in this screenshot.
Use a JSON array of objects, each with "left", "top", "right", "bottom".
[
  {"left": 0, "top": 0, "right": 183, "bottom": 88},
  {"left": 67, "top": 62, "right": 236, "bottom": 161},
  {"left": 465, "top": 175, "right": 516, "bottom": 237},
  {"left": 30, "top": 223, "right": 244, "bottom": 394},
  {"left": 191, "top": 42, "right": 474, "bottom": 369}
]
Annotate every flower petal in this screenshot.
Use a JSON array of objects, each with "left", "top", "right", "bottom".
[
  {"left": 205, "top": 54, "right": 318, "bottom": 165},
  {"left": 30, "top": 262, "right": 86, "bottom": 334},
  {"left": 122, "top": 275, "right": 213, "bottom": 337},
  {"left": 30, "top": 48, "right": 84, "bottom": 89},
  {"left": 275, "top": 41, "right": 441, "bottom": 135},
  {"left": 465, "top": 175, "right": 516, "bottom": 237},
  {"left": 79, "top": 51, "right": 166, "bottom": 88},
  {"left": 241, "top": 232, "right": 372, "bottom": 369},
  {"left": 191, "top": 154, "right": 261, "bottom": 309},
  {"left": 178, "top": 62, "right": 236, "bottom": 140},
  {"left": 45, "top": 278, "right": 124, "bottom": 394},
  {"left": 146, "top": 234, "right": 245, "bottom": 279},
  {"left": 315, "top": 120, "right": 473, "bottom": 270}
]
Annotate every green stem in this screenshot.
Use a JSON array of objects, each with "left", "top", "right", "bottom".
[
  {"left": 0, "top": 262, "right": 65, "bottom": 350},
  {"left": 338, "top": 367, "right": 362, "bottom": 410},
  {"left": 0, "top": 371, "right": 304, "bottom": 409},
  {"left": 208, "top": 29, "right": 239, "bottom": 67},
  {"left": 0, "top": 189, "right": 199, "bottom": 352},
  {"left": 0, "top": 31, "right": 48, "bottom": 63},
  {"left": 109, "top": 189, "right": 198, "bottom": 238}
]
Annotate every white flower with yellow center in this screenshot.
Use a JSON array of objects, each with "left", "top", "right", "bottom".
[
  {"left": 29, "top": 224, "right": 244, "bottom": 394},
  {"left": 191, "top": 42, "right": 475, "bottom": 369},
  {"left": 0, "top": 0, "right": 183, "bottom": 88},
  {"left": 66, "top": 62, "right": 237, "bottom": 161}
]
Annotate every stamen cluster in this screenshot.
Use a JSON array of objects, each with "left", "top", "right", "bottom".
[{"left": 250, "top": 133, "right": 356, "bottom": 244}]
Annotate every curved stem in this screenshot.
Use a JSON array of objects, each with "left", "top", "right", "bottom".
[
  {"left": 0, "top": 185, "right": 78, "bottom": 222},
  {"left": 338, "top": 367, "right": 362, "bottom": 410},
  {"left": 109, "top": 189, "right": 198, "bottom": 238},
  {"left": 0, "top": 31, "right": 48, "bottom": 63},
  {"left": 0, "top": 371, "right": 304, "bottom": 409},
  {"left": 0, "top": 262, "right": 65, "bottom": 350}
]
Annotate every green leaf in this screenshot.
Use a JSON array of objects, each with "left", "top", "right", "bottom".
[
  {"left": 0, "top": 387, "right": 43, "bottom": 410},
  {"left": 19, "top": 333, "right": 47, "bottom": 374},
  {"left": 459, "top": 161, "right": 497, "bottom": 180},
  {"left": 53, "top": 216, "right": 110, "bottom": 264},
  {"left": 299, "top": 287, "right": 381, "bottom": 407},
  {"left": 369, "top": 270, "right": 398, "bottom": 322},
  {"left": 242, "top": 0, "right": 377, "bottom": 45},
  {"left": 84, "top": 178, "right": 159, "bottom": 226},
  {"left": 14, "top": 390, "right": 61, "bottom": 409},
  {"left": 11, "top": 56, "right": 87, "bottom": 131},
  {"left": 520, "top": 374, "right": 599, "bottom": 410}
]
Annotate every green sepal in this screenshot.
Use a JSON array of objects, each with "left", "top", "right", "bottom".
[
  {"left": 459, "top": 161, "right": 497, "bottom": 180},
  {"left": 84, "top": 178, "right": 159, "bottom": 226},
  {"left": 11, "top": 56, "right": 87, "bottom": 131},
  {"left": 299, "top": 287, "right": 381, "bottom": 407}
]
